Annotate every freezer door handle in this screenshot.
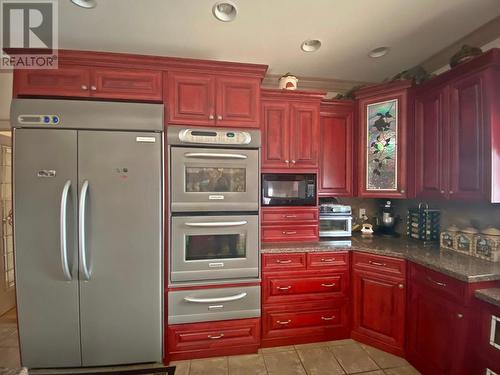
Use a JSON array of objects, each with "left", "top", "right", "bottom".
[
  {"left": 60, "top": 180, "right": 72, "bottom": 281},
  {"left": 79, "top": 180, "right": 91, "bottom": 281}
]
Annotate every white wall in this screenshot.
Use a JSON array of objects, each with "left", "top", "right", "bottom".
[{"left": 0, "top": 73, "right": 13, "bottom": 131}]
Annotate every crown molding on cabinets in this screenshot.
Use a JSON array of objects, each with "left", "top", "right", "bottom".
[
  {"left": 420, "top": 14, "right": 500, "bottom": 73},
  {"left": 262, "top": 74, "right": 371, "bottom": 94}
]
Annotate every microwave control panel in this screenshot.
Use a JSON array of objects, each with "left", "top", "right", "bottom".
[{"left": 178, "top": 129, "right": 251, "bottom": 145}]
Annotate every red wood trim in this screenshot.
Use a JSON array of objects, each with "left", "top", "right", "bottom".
[
  {"left": 355, "top": 80, "right": 413, "bottom": 99},
  {"left": 261, "top": 88, "right": 326, "bottom": 101},
  {"left": 320, "top": 99, "right": 355, "bottom": 112}
]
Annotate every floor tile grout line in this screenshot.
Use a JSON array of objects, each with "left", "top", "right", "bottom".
[{"left": 293, "top": 346, "right": 309, "bottom": 375}]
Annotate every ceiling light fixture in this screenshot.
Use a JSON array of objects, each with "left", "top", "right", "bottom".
[
  {"left": 70, "top": 0, "right": 97, "bottom": 9},
  {"left": 368, "top": 46, "right": 390, "bottom": 58},
  {"left": 301, "top": 39, "right": 321, "bottom": 53},
  {"left": 212, "top": 1, "right": 238, "bottom": 22}
]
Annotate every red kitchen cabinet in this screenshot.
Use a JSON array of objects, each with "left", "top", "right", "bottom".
[
  {"left": 355, "top": 80, "right": 413, "bottom": 199},
  {"left": 167, "top": 71, "right": 260, "bottom": 127},
  {"left": 14, "top": 66, "right": 162, "bottom": 101},
  {"left": 407, "top": 280, "right": 467, "bottom": 375},
  {"left": 351, "top": 253, "right": 406, "bottom": 356},
  {"left": 318, "top": 100, "right": 354, "bottom": 197},
  {"left": 414, "top": 85, "right": 450, "bottom": 199},
  {"left": 14, "top": 67, "right": 91, "bottom": 97},
  {"left": 261, "top": 89, "right": 324, "bottom": 172}
]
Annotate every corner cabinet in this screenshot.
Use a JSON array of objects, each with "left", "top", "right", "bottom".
[
  {"left": 167, "top": 71, "right": 261, "bottom": 128},
  {"left": 261, "top": 89, "right": 324, "bottom": 172},
  {"left": 318, "top": 100, "right": 354, "bottom": 197},
  {"left": 355, "top": 81, "right": 413, "bottom": 199},
  {"left": 414, "top": 49, "right": 500, "bottom": 203}
]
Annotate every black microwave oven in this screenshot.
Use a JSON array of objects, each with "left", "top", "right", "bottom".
[{"left": 261, "top": 173, "right": 316, "bottom": 206}]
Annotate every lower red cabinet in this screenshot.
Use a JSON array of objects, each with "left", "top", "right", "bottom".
[
  {"left": 167, "top": 318, "right": 260, "bottom": 361},
  {"left": 351, "top": 268, "right": 406, "bottom": 356}
]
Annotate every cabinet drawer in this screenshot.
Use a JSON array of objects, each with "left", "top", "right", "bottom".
[
  {"left": 167, "top": 318, "right": 260, "bottom": 356},
  {"left": 410, "top": 263, "right": 465, "bottom": 303},
  {"left": 262, "top": 207, "right": 319, "bottom": 224},
  {"left": 263, "top": 273, "right": 348, "bottom": 304},
  {"left": 262, "top": 253, "right": 306, "bottom": 272},
  {"left": 267, "top": 309, "right": 341, "bottom": 330},
  {"left": 353, "top": 252, "right": 406, "bottom": 278},
  {"left": 262, "top": 225, "right": 318, "bottom": 242},
  {"left": 168, "top": 286, "right": 260, "bottom": 324},
  {"left": 307, "top": 252, "right": 349, "bottom": 269}
]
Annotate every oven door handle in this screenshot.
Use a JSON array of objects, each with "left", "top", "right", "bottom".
[
  {"left": 184, "top": 152, "right": 248, "bottom": 159},
  {"left": 184, "top": 292, "right": 248, "bottom": 303},
  {"left": 185, "top": 221, "right": 248, "bottom": 227}
]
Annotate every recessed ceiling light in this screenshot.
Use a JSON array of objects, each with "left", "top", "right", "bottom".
[
  {"left": 369, "top": 47, "right": 390, "bottom": 58},
  {"left": 301, "top": 39, "right": 321, "bottom": 53},
  {"left": 70, "top": 0, "right": 97, "bottom": 9},
  {"left": 212, "top": 1, "right": 238, "bottom": 22}
]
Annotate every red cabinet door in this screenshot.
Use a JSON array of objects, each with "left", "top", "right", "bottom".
[
  {"left": 407, "top": 282, "right": 467, "bottom": 375},
  {"left": 216, "top": 76, "right": 260, "bottom": 127},
  {"left": 261, "top": 100, "right": 290, "bottom": 169},
  {"left": 14, "top": 67, "right": 90, "bottom": 97},
  {"left": 319, "top": 104, "right": 353, "bottom": 196},
  {"left": 167, "top": 72, "right": 216, "bottom": 126},
  {"left": 352, "top": 269, "right": 405, "bottom": 355},
  {"left": 449, "top": 73, "right": 486, "bottom": 200},
  {"left": 414, "top": 85, "right": 449, "bottom": 199},
  {"left": 289, "top": 103, "right": 319, "bottom": 169},
  {"left": 91, "top": 68, "right": 162, "bottom": 101}
]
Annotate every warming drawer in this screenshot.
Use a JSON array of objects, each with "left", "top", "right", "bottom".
[{"left": 168, "top": 286, "right": 260, "bottom": 324}]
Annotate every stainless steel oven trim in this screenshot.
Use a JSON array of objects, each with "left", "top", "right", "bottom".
[
  {"left": 490, "top": 314, "right": 500, "bottom": 350},
  {"left": 319, "top": 216, "right": 352, "bottom": 237}
]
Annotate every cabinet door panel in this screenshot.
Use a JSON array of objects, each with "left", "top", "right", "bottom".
[
  {"left": 216, "top": 77, "right": 259, "bottom": 127},
  {"left": 261, "top": 101, "right": 290, "bottom": 169},
  {"left": 14, "top": 67, "right": 90, "bottom": 97},
  {"left": 415, "top": 86, "right": 449, "bottom": 199},
  {"left": 319, "top": 111, "right": 353, "bottom": 196},
  {"left": 168, "top": 72, "right": 215, "bottom": 125},
  {"left": 352, "top": 270, "right": 405, "bottom": 351},
  {"left": 289, "top": 103, "right": 319, "bottom": 169},
  {"left": 449, "top": 74, "right": 486, "bottom": 200},
  {"left": 92, "top": 68, "right": 162, "bottom": 101}
]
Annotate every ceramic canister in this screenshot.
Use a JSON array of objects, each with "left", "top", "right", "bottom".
[
  {"left": 440, "top": 225, "right": 459, "bottom": 250},
  {"left": 279, "top": 73, "right": 298, "bottom": 90},
  {"left": 474, "top": 227, "right": 500, "bottom": 262},
  {"left": 454, "top": 227, "right": 478, "bottom": 255}
]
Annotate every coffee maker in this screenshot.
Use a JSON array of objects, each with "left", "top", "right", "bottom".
[{"left": 376, "top": 200, "right": 399, "bottom": 237}]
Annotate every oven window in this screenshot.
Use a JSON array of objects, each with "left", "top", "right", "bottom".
[
  {"left": 185, "top": 167, "right": 246, "bottom": 192},
  {"left": 320, "top": 219, "right": 349, "bottom": 232},
  {"left": 185, "top": 234, "right": 246, "bottom": 261}
]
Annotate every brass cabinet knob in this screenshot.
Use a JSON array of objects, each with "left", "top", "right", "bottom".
[
  {"left": 209, "top": 115, "right": 214, "bottom": 120},
  {"left": 398, "top": 283, "right": 404, "bottom": 289},
  {"left": 90, "top": 85, "right": 97, "bottom": 91},
  {"left": 81, "top": 84, "right": 88, "bottom": 90},
  {"left": 217, "top": 115, "right": 223, "bottom": 120}
]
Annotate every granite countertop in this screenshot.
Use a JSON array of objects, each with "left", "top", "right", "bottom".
[
  {"left": 475, "top": 288, "right": 500, "bottom": 308},
  {"left": 261, "top": 234, "right": 500, "bottom": 283}
]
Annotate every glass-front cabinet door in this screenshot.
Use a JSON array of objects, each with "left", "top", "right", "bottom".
[{"left": 356, "top": 82, "right": 411, "bottom": 198}]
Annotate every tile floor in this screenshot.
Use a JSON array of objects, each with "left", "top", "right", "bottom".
[
  {"left": 171, "top": 340, "right": 421, "bottom": 375},
  {"left": 0, "top": 310, "right": 421, "bottom": 375},
  {"left": 0, "top": 308, "right": 20, "bottom": 369}
]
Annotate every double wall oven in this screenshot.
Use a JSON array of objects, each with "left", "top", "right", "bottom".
[{"left": 167, "top": 126, "right": 261, "bottom": 324}]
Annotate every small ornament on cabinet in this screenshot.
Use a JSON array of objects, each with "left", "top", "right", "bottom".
[{"left": 278, "top": 73, "right": 298, "bottom": 90}]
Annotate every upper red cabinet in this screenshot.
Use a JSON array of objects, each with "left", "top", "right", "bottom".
[
  {"left": 261, "top": 89, "right": 324, "bottom": 172},
  {"left": 167, "top": 71, "right": 260, "bottom": 128},
  {"left": 414, "top": 49, "right": 500, "bottom": 202},
  {"left": 318, "top": 100, "right": 354, "bottom": 197},
  {"left": 355, "top": 81, "right": 413, "bottom": 199},
  {"left": 14, "top": 66, "right": 162, "bottom": 101}
]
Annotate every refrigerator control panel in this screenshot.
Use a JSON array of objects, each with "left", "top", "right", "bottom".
[{"left": 18, "top": 115, "right": 60, "bottom": 125}]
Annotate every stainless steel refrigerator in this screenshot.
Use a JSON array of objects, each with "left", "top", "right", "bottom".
[{"left": 11, "top": 99, "right": 163, "bottom": 368}]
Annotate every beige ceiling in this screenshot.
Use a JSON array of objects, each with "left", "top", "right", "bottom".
[{"left": 39, "top": 0, "right": 500, "bottom": 82}]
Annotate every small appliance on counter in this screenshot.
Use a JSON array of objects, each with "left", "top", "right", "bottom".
[
  {"left": 375, "top": 200, "right": 400, "bottom": 237},
  {"left": 407, "top": 203, "right": 441, "bottom": 244},
  {"left": 319, "top": 202, "right": 352, "bottom": 238}
]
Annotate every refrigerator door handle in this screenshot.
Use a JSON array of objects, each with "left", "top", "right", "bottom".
[
  {"left": 79, "top": 180, "right": 91, "bottom": 281},
  {"left": 60, "top": 180, "right": 72, "bottom": 281}
]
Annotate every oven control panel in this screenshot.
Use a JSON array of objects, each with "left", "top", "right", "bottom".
[{"left": 178, "top": 129, "right": 251, "bottom": 145}]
